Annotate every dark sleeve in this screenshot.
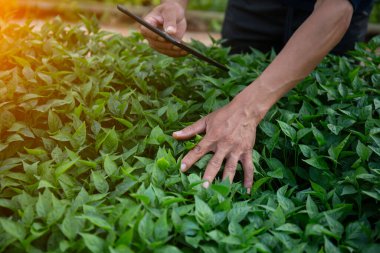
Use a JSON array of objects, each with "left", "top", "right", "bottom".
[{"left": 348, "top": 0, "right": 360, "bottom": 10}]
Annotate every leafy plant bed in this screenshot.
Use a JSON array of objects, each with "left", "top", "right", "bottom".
[{"left": 0, "top": 18, "right": 380, "bottom": 252}]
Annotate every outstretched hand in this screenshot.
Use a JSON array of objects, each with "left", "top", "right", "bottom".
[{"left": 173, "top": 100, "right": 259, "bottom": 193}]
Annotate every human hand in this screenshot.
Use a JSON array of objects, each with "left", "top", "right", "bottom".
[
  {"left": 173, "top": 100, "right": 260, "bottom": 193},
  {"left": 140, "top": 1, "right": 188, "bottom": 57}
]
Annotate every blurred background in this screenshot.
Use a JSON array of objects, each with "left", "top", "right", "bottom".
[{"left": 0, "top": 0, "right": 379, "bottom": 45}]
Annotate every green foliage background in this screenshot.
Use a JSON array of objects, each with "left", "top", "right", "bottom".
[
  {"left": 92, "top": 0, "right": 229, "bottom": 12},
  {"left": 0, "top": 18, "right": 380, "bottom": 252},
  {"left": 96, "top": 0, "right": 379, "bottom": 22}
]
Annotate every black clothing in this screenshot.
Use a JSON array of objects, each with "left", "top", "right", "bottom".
[{"left": 222, "top": 0, "right": 374, "bottom": 55}]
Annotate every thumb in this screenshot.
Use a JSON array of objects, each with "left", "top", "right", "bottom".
[
  {"left": 162, "top": 10, "right": 177, "bottom": 35},
  {"left": 173, "top": 117, "right": 206, "bottom": 140}
]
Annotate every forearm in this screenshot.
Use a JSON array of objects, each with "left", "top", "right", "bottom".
[{"left": 234, "top": 0, "right": 353, "bottom": 120}]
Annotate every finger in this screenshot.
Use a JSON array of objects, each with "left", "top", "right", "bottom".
[
  {"left": 140, "top": 25, "right": 165, "bottom": 42},
  {"left": 202, "top": 149, "right": 227, "bottom": 188},
  {"left": 162, "top": 10, "right": 177, "bottom": 34},
  {"left": 173, "top": 117, "right": 206, "bottom": 140},
  {"left": 155, "top": 48, "right": 188, "bottom": 58},
  {"left": 145, "top": 14, "right": 163, "bottom": 27},
  {"left": 222, "top": 154, "right": 239, "bottom": 183},
  {"left": 149, "top": 40, "right": 182, "bottom": 51},
  {"left": 180, "top": 139, "right": 210, "bottom": 173},
  {"left": 174, "top": 18, "right": 187, "bottom": 39},
  {"left": 241, "top": 152, "right": 254, "bottom": 193},
  {"left": 141, "top": 13, "right": 165, "bottom": 42}
]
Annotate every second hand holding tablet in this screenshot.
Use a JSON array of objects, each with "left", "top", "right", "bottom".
[{"left": 117, "top": 4, "right": 229, "bottom": 72}]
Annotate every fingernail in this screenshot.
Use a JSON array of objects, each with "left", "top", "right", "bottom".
[
  {"left": 180, "top": 163, "right": 186, "bottom": 171},
  {"left": 166, "top": 26, "right": 176, "bottom": 33},
  {"left": 145, "top": 18, "right": 154, "bottom": 24},
  {"left": 174, "top": 131, "right": 183, "bottom": 136},
  {"left": 247, "top": 188, "right": 251, "bottom": 194},
  {"left": 202, "top": 181, "right": 210, "bottom": 189}
]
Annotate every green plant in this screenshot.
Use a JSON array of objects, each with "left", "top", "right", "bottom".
[
  {"left": 0, "top": 18, "right": 379, "bottom": 252},
  {"left": 370, "top": 1, "right": 380, "bottom": 23}
]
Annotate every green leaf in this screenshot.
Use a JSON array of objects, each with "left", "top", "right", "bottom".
[
  {"left": 195, "top": 196, "right": 214, "bottom": 230},
  {"left": 297, "top": 128, "right": 312, "bottom": 141},
  {"left": 327, "top": 124, "right": 344, "bottom": 135},
  {"left": 60, "top": 213, "right": 83, "bottom": 240},
  {"left": 104, "top": 155, "right": 118, "bottom": 176},
  {"left": 252, "top": 177, "right": 270, "bottom": 194},
  {"left": 303, "top": 156, "right": 329, "bottom": 170},
  {"left": 356, "top": 141, "right": 372, "bottom": 161},
  {"left": 362, "top": 190, "right": 380, "bottom": 201},
  {"left": 299, "top": 144, "right": 316, "bottom": 158},
  {"left": 276, "top": 223, "right": 302, "bottom": 234},
  {"left": 266, "top": 158, "right": 285, "bottom": 179},
  {"left": 113, "top": 117, "right": 133, "bottom": 128},
  {"left": 96, "top": 128, "right": 118, "bottom": 153},
  {"left": 328, "top": 135, "right": 350, "bottom": 162},
  {"left": 154, "top": 246, "right": 183, "bottom": 253},
  {"left": 91, "top": 171, "right": 109, "bottom": 193},
  {"left": 260, "top": 121, "right": 279, "bottom": 137},
  {"left": 22, "top": 66, "right": 34, "bottom": 80},
  {"left": 195, "top": 154, "right": 212, "bottom": 169},
  {"left": 48, "top": 110, "right": 62, "bottom": 132},
  {"left": 150, "top": 126, "right": 166, "bottom": 145},
  {"left": 0, "top": 218, "right": 26, "bottom": 241},
  {"left": 161, "top": 197, "right": 186, "bottom": 207},
  {"left": 167, "top": 104, "right": 179, "bottom": 122},
  {"left": 311, "top": 181, "right": 327, "bottom": 196},
  {"left": 324, "top": 236, "right": 340, "bottom": 253},
  {"left": 270, "top": 205, "right": 286, "bottom": 226},
  {"left": 210, "top": 183, "right": 230, "bottom": 197},
  {"left": 12, "top": 55, "right": 31, "bottom": 67},
  {"left": 47, "top": 196, "right": 67, "bottom": 225},
  {"left": 138, "top": 213, "right": 154, "bottom": 244},
  {"left": 37, "top": 180, "right": 55, "bottom": 189},
  {"left": 80, "top": 233, "right": 105, "bottom": 253},
  {"left": 80, "top": 214, "right": 112, "bottom": 231},
  {"left": 312, "top": 126, "right": 326, "bottom": 146},
  {"left": 102, "top": 128, "right": 119, "bottom": 154},
  {"left": 267, "top": 168, "right": 284, "bottom": 179},
  {"left": 24, "top": 147, "right": 46, "bottom": 156},
  {"left": 71, "top": 122, "right": 87, "bottom": 149},
  {"left": 277, "top": 188, "right": 295, "bottom": 213},
  {"left": 154, "top": 210, "right": 169, "bottom": 241},
  {"left": 156, "top": 157, "right": 170, "bottom": 170},
  {"left": 228, "top": 202, "right": 250, "bottom": 223},
  {"left": 207, "top": 230, "right": 226, "bottom": 241},
  {"left": 324, "top": 213, "right": 343, "bottom": 239},
  {"left": 369, "top": 145, "right": 380, "bottom": 157},
  {"left": 55, "top": 158, "right": 79, "bottom": 178},
  {"left": 277, "top": 120, "right": 296, "bottom": 141},
  {"left": 306, "top": 195, "right": 318, "bottom": 218},
  {"left": 37, "top": 72, "right": 53, "bottom": 85},
  {"left": 36, "top": 190, "right": 52, "bottom": 219}
]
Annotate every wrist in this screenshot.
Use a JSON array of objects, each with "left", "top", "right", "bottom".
[{"left": 231, "top": 78, "right": 276, "bottom": 123}]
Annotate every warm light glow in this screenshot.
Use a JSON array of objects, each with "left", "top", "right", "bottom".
[{"left": 0, "top": 0, "right": 20, "bottom": 21}]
